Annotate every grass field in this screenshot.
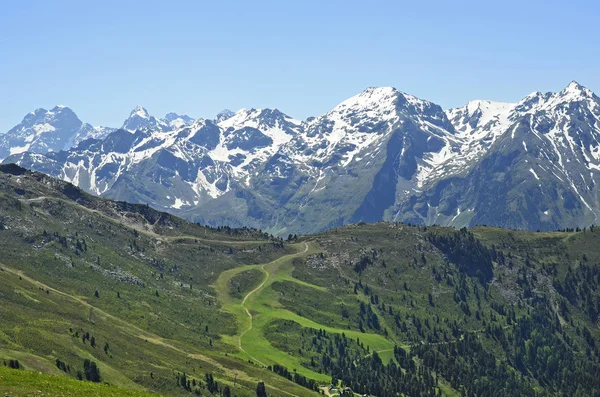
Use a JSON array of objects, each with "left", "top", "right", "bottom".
[
  {"left": 213, "top": 241, "right": 394, "bottom": 382},
  {"left": 0, "top": 366, "right": 161, "bottom": 397},
  {"left": 0, "top": 255, "right": 322, "bottom": 397}
]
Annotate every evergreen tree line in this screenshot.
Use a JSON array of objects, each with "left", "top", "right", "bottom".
[{"left": 269, "top": 364, "right": 318, "bottom": 391}]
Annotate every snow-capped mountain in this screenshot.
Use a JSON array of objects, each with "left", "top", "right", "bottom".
[
  {"left": 440, "top": 100, "right": 516, "bottom": 179},
  {"left": 70, "top": 125, "right": 116, "bottom": 149},
  {"left": 162, "top": 112, "right": 195, "bottom": 129},
  {"left": 5, "top": 81, "right": 600, "bottom": 235},
  {"left": 121, "top": 105, "right": 169, "bottom": 132},
  {"left": 394, "top": 81, "right": 600, "bottom": 229},
  {"left": 215, "top": 109, "right": 235, "bottom": 123},
  {"left": 121, "top": 106, "right": 196, "bottom": 132},
  {"left": 0, "top": 106, "right": 113, "bottom": 161},
  {"left": 250, "top": 86, "right": 460, "bottom": 232}
]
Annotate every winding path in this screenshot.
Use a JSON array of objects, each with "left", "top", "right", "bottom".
[
  {"left": 237, "top": 264, "right": 267, "bottom": 360},
  {"left": 241, "top": 265, "right": 269, "bottom": 306},
  {"left": 237, "top": 243, "right": 309, "bottom": 364},
  {"left": 214, "top": 241, "right": 393, "bottom": 384}
]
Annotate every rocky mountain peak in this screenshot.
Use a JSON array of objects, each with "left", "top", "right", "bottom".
[
  {"left": 331, "top": 86, "right": 400, "bottom": 117},
  {"left": 122, "top": 105, "right": 167, "bottom": 132},
  {"left": 215, "top": 109, "right": 235, "bottom": 123},
  {"left": 0, "top": 106, "right": 88, "bottom": 160},
  {"left": 162, "top": 112, "right": 195, "bottom": 129},
  {"left": 563, "top": 80, "right": 593, "bottom": 97},
  {"left": 131, "top": 105, "right": 149, "bottom": 118}
]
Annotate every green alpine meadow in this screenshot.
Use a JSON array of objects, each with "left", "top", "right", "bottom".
[{"left": 0, "top": 164, "right": 599, "bottom": 396}]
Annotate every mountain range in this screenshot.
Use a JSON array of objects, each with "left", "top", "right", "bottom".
[{"left": 3, "top": 81, "right": 599, "bottom": 235}]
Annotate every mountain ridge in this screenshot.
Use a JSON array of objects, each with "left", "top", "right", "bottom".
[{"left": 4, "top": 81, "right": 600, "bottom": 235}]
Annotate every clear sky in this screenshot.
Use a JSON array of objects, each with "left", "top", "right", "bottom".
[{"left": 1, "top": 0, "right": 598, "bottom": 131}]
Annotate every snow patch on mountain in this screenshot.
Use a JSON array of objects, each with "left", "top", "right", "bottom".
[
  {"left": 447, "top": 100, "right": 515, "bottom": 136},
  {"left": 10, "top": 145, "right": 31, "bottom": 155},
  {"left": 218, "top": 108, "right": 300, "bottom": 146},
  {"left": 188, "top": 168, "right": 225, "bottom": 199},
  {"left": 288, "top": 87, "right": 403, "bottom": 168},
  {"left": 436, "top": 100, "right": 517, "bottom": 181}
]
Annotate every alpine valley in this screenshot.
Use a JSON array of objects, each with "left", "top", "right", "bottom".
[{"left": 3, "top": 81, "right": 600, "bottom": 235}]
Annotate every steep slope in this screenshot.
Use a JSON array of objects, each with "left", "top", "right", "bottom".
[
  {"left": 397, "top": 81, "right": 600, "bottom": 230},
  {"left": 247, "top": 87, "right": 458, "bottom": 235}
]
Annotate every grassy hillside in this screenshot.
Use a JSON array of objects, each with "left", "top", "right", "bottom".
[
  {"left": 1, "top": 165, "right": 600, "bottom": 397},
  {"left": 0, "top": 165, "right": 318, "bottom": 397},
  {"left": 0, "top": 365, "right": 161, "bottom": 397}
]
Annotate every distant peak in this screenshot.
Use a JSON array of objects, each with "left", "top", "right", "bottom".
[
  {"left": 336, "top": 86, "right": 400, "bottom": 109},
  {"left": 225, "top": 107, "right": 292, "bottom": 122},
  {"left": 524, "top": 91, "right": 543, "bottom": 100},
  {"left": 361, "top": 86, "right": 398, "bottom": 96},
  {"left": 364, "top": 86, "right": 396, "bottom": 91},
  {"left": 218, "top": 109, "right": 235, "bottom": 116},
  {"left": 562, "top": 80, "right": 593, "bottom": 97},
  {"left": 463, "top": 100, "right": 516, "bottom": 115},
  {"left": 359, "top": 86, "right": 436, "bottom": 105},
  {"left": 163, "top": 112, "right": 193, "bottom": 120},
  {"left": 121, "top": 105, "right": 167, "bottom": 132},
  {"left": 566, "top": 80, "right": 584, "bottom": 90},
  {"left": 23, "top": 106, "right": 79, "bottom": 123},
  {"left": 258, "top": 108, "right": 284, "bottom": 117},
  {"left": 50, "top": 105, "right": 73, "bottom": 113},
  {"left": 332, "top": 86, "right": 438, "bottom": 116},
  {"left": 215, "top": 109, "right": 235, "bottom": 123},
  {"left": 129, "top": 105, "right": 150, "bottom": 119}
]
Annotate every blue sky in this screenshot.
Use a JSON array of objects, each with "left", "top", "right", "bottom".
[{"left": 1, "top": 0, "right": 598, "bottom": 131}]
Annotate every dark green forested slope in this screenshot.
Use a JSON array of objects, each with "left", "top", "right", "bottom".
[
  {"left": 1, "top": 164, "right": 600, "bottom": 397},
  {"left": 283, "top": 224, "right": 600, "bottom": 397}
]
